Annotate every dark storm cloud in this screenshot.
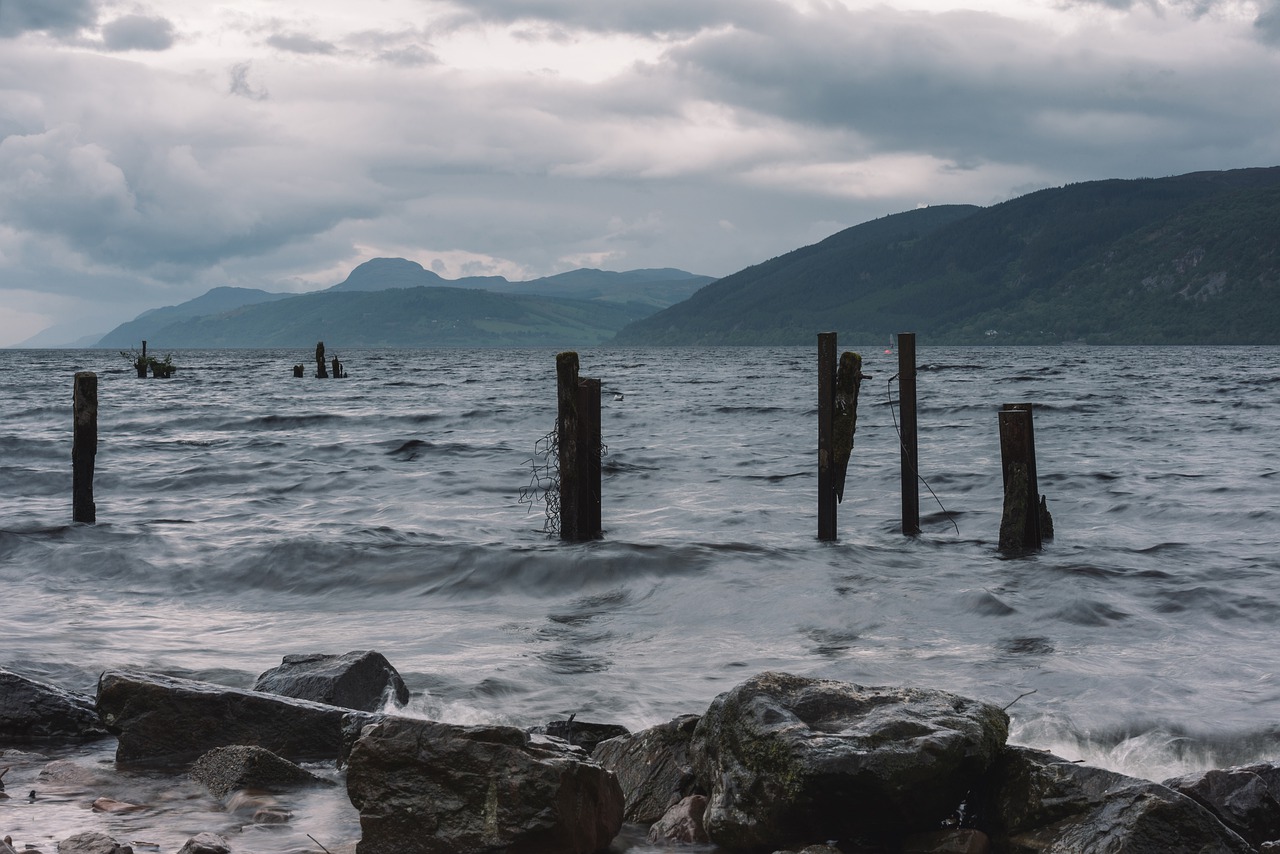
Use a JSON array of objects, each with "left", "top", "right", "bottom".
[
  {"left": 441, "top": 0, "right": 788, "bottom": 37},
  {"left": 101, "top": 14, "right": 176, "bottom": 51},
  {"left": 1256, "top": 0, "right": 1280, "bottom": 45},
  {"left": 646, "top": 5, "right": 1279, "bottom": 176},
  {"left": 0, "top": 0, "right": 97, "bottom": 38}
]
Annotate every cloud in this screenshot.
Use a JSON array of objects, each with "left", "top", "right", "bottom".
[
  {"left": 0, "top": 0, "right": 97, "bottom": 38},
  {"left": 267, "top": 31, "right": 338, "bottom": 55},
  {"left": 1256, "top": 0, "right": 1280, "bottom": 44},
  {"left": 229, "top": 62, "right": 269, "bottom": 100},
  {"left": 440, "top": 0, "right": 788, "bottom": 37},
  {"left": 101, "top": 13, "right": 176, "bottom": 51}
]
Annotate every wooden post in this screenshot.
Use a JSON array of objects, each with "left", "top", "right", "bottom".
[
  {"left": 315, "top": 341, "right": 328, "bottom": 378},
  {"left": 73, "top": 372, "right": 97, "bottom": 525},
  {"left": 898, "top": 332, "right": 920, "bottom": 535},
  {"left": 136, "top": 340, "right": 148, "bottom": 378},
  {"left": 817, "top": 332, "right": 837, "bottom": 541},
  {"left": 998, "top": 405, "right": 1042, "bottom": 552},
  {"left": 556, "top": 352, "right": 602, "bottom": 541},
  {"left": 579, "top": 377, "right": 602, "bottom": 539}
]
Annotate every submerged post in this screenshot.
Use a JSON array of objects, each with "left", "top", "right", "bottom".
[
  {"left": 817, "top": 333, "right": 837, "bottom": 541},
  {"left": 556, "top": 352, "right": 602, "bottom": 541},
  {"left": 72, "top": 372, "right": 97, "bottom": 524},
  {"left": 998, "top": 404, "right": 1041, "bottom": 553},
  {"left": 315, "top": 341, "right": 328, "bottom": 379},
  {"left": 898, "top": 332, "right": 920, "bottom": 535},
  {"left": 135, "top": 340, "right": 148, "bottom": 378}
]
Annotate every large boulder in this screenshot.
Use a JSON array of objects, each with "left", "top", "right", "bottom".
[
  {"left": 190, "top": 745, "right": 335, "bottom": 798},
  {"left": 96, "top": 669, "right": 379, "bottom": 765},
  {"left": 0, "top": 669, "right": 108, "bottom": 743},
  {"left": 988, "top": 745, "right": 1253, "bottom": 853},
  {"left": 345, "top": 716, "right": 624, "bottom": 854},
  {"left": 56, "top": 832, "right": 131, "bottom": 854},
  {"left": 252, "top": 652, "right": 409, "bottom": 712},
  {"left": 591, "top": 714, "right": 701, "bottom": 824},
  {"left": 690, "top": 671, "right": 1008, "bottom": 851},
  {"left": 1164, "top": 762, "right": 1280, "bottom": 848}
]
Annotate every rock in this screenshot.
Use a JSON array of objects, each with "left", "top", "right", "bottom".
[
  {"left": 1, "top": 836, "right": 17, "bottom": 854},
  {"left": 902, "top": 828, "right": 991, "bottom": 853},
  {"left": 175, "top": 834, "right": 230, "bottom": 854},
  {"left": 252, "top": 652, "right": 409, "bottom": 712},
  {"left": 1164, "top": 763, "right": 1280, "bottom": 848},
  {"left": 346, "top": 716, "right": 624, "bottom": 854},
  {"left": 690, "top": 671, "right": 1008, "bottom": 851},
  {"left": 0, "top": 669, "right": 108, "bottom": 743},
  {"left": 591, "top": 714, "right": 700, "bottom": 824},
  {"left": 539, "top": 717, "right": 630, "bottom": 755},
  {"left": 988, "top": 745, "right": 1253, "bottom": 853},
  {"left": 646, "top": 794, "right": 709, "bottom": 845},
  {"left": 190, "top": 745, "right": 334, "bottom": 798},
  {"left": 56, "top": 832, "right": 132, "bottom": 854},
  {"left": 92, "top": 797, "right": 146, "bottom": 812},
  {"left": 38, "top": 759, "right": 114, "bottom": 787},
  {"left": 96, "top": 669, "right": 379, "bottom": 766}
]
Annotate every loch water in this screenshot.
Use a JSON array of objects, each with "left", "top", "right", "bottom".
[{"left": 2, "top": 344, "right": 1280, "bottom": 852}]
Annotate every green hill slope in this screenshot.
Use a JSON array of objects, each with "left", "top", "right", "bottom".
[
  {"left": 614, "top": 167, "right": 1280, "bottom": 345},
  {"left": 136, "top": 287, "right": 651, "bottom": 348}
]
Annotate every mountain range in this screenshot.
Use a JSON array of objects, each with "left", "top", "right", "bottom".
[
  {"left": 92, "top": 165, "right": 1280, "bottom": 349},
  {"left": 96, "top": 263, "right": 713, "bottom": 349}
]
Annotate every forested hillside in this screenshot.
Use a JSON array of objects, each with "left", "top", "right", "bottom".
[{"left": 614, "top": 167, "right": 1280, "bottom": 345}]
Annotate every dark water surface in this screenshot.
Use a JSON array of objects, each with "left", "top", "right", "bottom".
[{"left": 3, "top": 345, "right": 1279, "bottom": 851}]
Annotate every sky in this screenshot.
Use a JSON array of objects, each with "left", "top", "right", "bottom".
[{"left": 2, "top": 0, "right": 1279, "bottom": 346}]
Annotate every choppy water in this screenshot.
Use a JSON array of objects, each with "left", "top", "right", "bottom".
[{"left": 3, "top": 345, "right": 1279, "bottom": 852}]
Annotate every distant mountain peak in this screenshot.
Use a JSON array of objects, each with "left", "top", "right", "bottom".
[{"left": 329, "top": 257, "right": 445, "bottom": 292}]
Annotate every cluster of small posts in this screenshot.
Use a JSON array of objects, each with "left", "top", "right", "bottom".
[
  {"left": 295, "top": 341, "right": 346, "bottom": 379},
  {"left": 72, "top": 341, "right": 1051, "bottom": 552}
]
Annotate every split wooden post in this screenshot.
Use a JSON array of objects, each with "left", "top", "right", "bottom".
[
  {"left": 72, "top": 372, "right": 97, "bottom": 524},
  {"left": 998, "top": 404, "right": 1042, "bottom": 552},
  {"left": 817, "top": 333, "right": 837, "bottom": 541},
  {"left": 315, "top": 341, "right": 328, "bottom": 379},
  {"left": 556, "top": 352, "right": 602, "bottom": 541},
  {"left": 135, "top": 341, "right": 148, "bottom": 378},
  {"left": 898, "top": 332, "right": 920, "bottom": 535}
]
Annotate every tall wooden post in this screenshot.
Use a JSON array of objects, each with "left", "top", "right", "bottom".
[
  {"left": 315, "top": 341, "right": 328, "bottom": 378},
  {"left": 135, "top": 340, "right": 148, "bottom": 378},
  {"left": 557, "top": 352, "right": 602, "bottom": 541},
  {"left": 73, "top": 372, "right": 97, "bottom": 524},
  {"left": 817, "top": 333, "right": 837, "bottom": 541},
  {"left": 898, "top": 332, "right": 920, "bottom": 535},
  {"left": 998, "top": 405, "right": 1041, "bottom": 552},
  {"left": 579, "top": 377, "right": 602, "bottom": 539}
]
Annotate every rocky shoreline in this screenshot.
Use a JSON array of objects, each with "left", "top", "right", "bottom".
[{"left": 3, "top": 655, "right": 1278, "bottom": 853}]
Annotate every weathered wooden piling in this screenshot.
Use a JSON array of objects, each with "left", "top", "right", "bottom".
[
  {"left": 72, "top": 372, "right": 97, "bottom": 524},
  {"left": 292, "top": 364, "right": 304, "bottom": 378},
  {"left": 817, "top": 333, "right": 837, "bottom": 541},
  {"left": 556, "top": 352, "right": 602, "bottom": 541},
  {"left": 136, "top": 341, "right": 148, "bottom": 378},
  {"left": 315, "top": 342, "right": 328, "bottom": 379},
  {"left": 898, "top": 332, "right": 920, "bottom": 535},
  {"left": 818, "top": 334, "right": 862, "bottom": 541},
  {"left": 998, "top": 404, "right": 1042, "bottom": 553}
]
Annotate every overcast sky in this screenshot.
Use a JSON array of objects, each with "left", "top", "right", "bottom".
[{"left": 2, "top": 0, "right": 1278, "bottom": 345}]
